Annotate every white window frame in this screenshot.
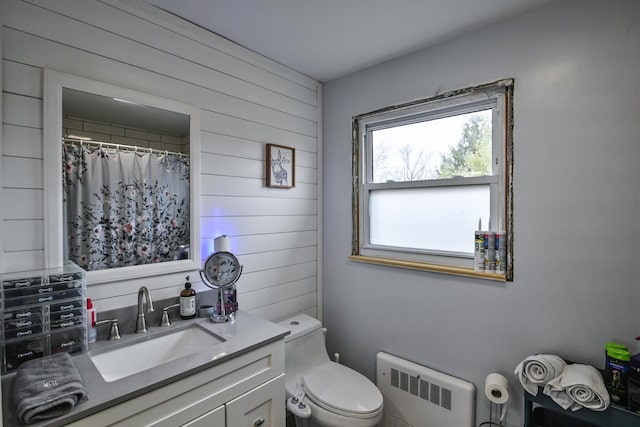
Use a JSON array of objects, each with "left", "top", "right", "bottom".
[{"left": 351, "top": 80, "right": 513, "bottom": 280}]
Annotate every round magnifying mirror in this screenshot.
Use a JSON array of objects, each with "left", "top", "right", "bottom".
[{"left": 199, "top": 251, "right": 243, "bottom": 322}]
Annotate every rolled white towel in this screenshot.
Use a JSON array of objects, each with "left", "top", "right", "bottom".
[
  {"left": 543, "top": 364, "right": 610, "bottom": 411},
  {"left": 514, "top": 354, "right": 566, "bottom": 395}
]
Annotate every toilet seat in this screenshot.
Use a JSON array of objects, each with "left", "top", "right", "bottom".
[{"left": 302, "top": 362, "right": 383, "bottom": 419}]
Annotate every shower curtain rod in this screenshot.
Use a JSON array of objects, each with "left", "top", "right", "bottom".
[{"left": 62, "top": 137, "right": 186, "bottom": 157}]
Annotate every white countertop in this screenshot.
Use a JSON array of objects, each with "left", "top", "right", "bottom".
[{"left": 2, "top": 311, "right": 289, "bottom": 426}]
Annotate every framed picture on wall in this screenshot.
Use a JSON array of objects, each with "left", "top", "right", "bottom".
[{"left": 266, "top": 143, "right": 295, "bottom": 188}]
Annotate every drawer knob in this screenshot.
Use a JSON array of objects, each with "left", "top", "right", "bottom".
[{"left": 254, "top": 418, "right": 265, "bottom": 426}]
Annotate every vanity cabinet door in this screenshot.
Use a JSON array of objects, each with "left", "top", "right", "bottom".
[
  {"left": 226, "top": 374, "right": 285, "bottom": 427},
  {"left": 182, "top": 404, "right": 225, "bottom": 427}
]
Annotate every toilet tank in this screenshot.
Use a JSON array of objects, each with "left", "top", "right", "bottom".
[{"left": 278, "top": 315, "right": 330, "bottom": 380}]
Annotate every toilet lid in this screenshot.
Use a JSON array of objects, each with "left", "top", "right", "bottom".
[{"left": 302, "top": 362, "right": 383, "bottom": 417}]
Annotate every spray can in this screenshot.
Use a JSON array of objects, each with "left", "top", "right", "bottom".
[
  {"left": 474, "top": 218, "right": 485, "bottom": 272},
  {"left": 484, "top": 219, "right": 496, "bottom": 273},
  {"left": 495, "top": 230, "right": 507, "bottom": 274}
]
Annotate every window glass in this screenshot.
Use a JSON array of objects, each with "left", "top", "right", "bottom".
[
  {"left": 371, "top": 110, "right": 492, "bottom": 183},
  {"left": 369, "top": 185, "right": 490, "bottom": 254}
]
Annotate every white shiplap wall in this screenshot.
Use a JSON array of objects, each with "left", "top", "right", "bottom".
[{"left": 0, "top": 0, "right": 320, "bottom": 321}]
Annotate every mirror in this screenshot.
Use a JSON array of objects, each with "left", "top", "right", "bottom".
[{"left": 44, "top": 70, "right": 201, "bottom": 284}]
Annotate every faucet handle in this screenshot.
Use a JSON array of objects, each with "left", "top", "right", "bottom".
[
  {"left": 95, "top": 319, "right": 121, "bottom": 340},
  {"left": 160, "top": 303, "right": 180, "bottom": 327}
]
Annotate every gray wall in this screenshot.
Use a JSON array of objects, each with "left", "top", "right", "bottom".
[{"left": 322, "top": 0, "right": 640, "bottom": 424}]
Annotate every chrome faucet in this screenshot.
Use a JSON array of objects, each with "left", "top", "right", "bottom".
[{"left": 135, "top": 286, "right": 154, "bottom": 333}]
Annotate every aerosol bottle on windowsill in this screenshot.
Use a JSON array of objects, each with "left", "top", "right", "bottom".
[{"left": 474, "top": 218, "right": 485, "bottom": 272}]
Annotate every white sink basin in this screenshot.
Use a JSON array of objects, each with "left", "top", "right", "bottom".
[{"left": 89, "top": 325, "right": 225, "bottom": 382}]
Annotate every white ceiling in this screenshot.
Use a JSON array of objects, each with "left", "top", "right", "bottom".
[{"left": 146, "top": 0, "right": 557, "bottom": 82}]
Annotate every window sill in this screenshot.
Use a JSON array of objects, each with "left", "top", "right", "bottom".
[{"left": 348, "top": 255, "right": 507, "bottom": 282}]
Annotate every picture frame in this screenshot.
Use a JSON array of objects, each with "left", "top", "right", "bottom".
[{"left": 266, "top": 143, "right": 295, "bottom": 188}]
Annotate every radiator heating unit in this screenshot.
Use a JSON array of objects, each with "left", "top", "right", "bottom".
[{"left": 376, "top": 352, "right": 475, "bottom": 427}]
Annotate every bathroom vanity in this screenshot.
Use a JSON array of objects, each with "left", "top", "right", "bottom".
[{"left": 1, "top": 311, "right": 288, "bottom": 427}]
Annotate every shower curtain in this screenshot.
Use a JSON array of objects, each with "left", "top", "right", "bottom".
[{"left": 63, "top": 143, "right": 190, "bottom": 271}]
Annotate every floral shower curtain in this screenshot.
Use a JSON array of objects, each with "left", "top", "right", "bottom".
[{"left": 63, "top": 143, "right": 190, "bottom": 271}]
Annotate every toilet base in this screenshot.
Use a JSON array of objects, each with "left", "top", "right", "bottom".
[
  {"left": 292, "top": 415, "right": 315, "bottom": 427},
  {"left": 290, "top": 396, "right": 382, "bottom": 427},
  {"left": 293, "top": 415, "right": 381, "bottom": 427}
]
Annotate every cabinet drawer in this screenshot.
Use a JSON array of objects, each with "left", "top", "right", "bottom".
[
  {"left": 51, "top": 300, "right": 84, "bottom": 312},
  {"left": 49, "top": 272, "right": 83, "bottom": 283},
  {"left": 3, "top": 289, "right": 83, "bottom": 308},
  {"left": 226, "top": 374, "right": 285, "bottom": 427},
  {"left": 4, "top": 336, "right": 46, "bottom": 371},
  {"left": 4, "top": 323, "right": 44, "bottom": 340},
  {"left": 3, "top": 306, "right": 44, "bottom": 323},
  {"left": 50, "top": 328, "right": 85, "bottom": 355},
  {"left": 50, "top": 316, "right": 84, "bottom": 330},
  {"left": 50, "top": 308, "right": 84, "bottom": 323},
  {"left": 182, "top": 405, "right": 225, "bottom": 427},
  {"left": 2, "top": 276, "right": 42, "bottom": 289}
]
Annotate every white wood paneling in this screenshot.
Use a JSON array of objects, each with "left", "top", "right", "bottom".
[
  {"left": 201, "top": 175, "right": 317, "bottom": 199},
  {"left": 201, "top": 196, "right": 317, "bottom": 217},
  {"left": 3, "top": 92, "right": 42, "bottom": 128},
  {"left": 201, "top": 216, "right": 316, "bottom": 238},
  {"left": 3, "top": 124, "right": 43, "bottom": 158},
  {"left": 239, "top": 247, "right": 317, "bottom": 273},
  {"left": 3, "top": 219, "right": 43, "bottom": 251},
  {"left": 239, "top": 277, "right": 317, "bottom": 311},
  {"left": 249, "top": 292, "right": 317, "bottom": 322},
  {"left": 2, "top": 59, "right": 42, "bottom": 98},
  {"left": 201, "top": 110, "right": 317, "bottom": 151},
  {"left": 3, "top": 250, "right": 44, "bottom": 273},
  {"left": 3, "top": 157, "right": 42, "bottom": 188},
  {"left": 239, "top": 262, "right": 317, "bottom": 293},
  {"left": 2, "top": 29, "right": 315, "bottom": 140},
  {"left": 30, "top": 0, "right": 318, "bottom": 113},
  {"left": 1, "top": 0, "right": 321, "bottom": 321},
  {"left": 3, "top": 189, "right": 43, "bottom": 220},
  {"left": 4, "top": 2, "right": 317, "bottom": 132}
]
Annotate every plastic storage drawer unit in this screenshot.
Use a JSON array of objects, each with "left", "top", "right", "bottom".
[{"left": 1, "top": 262, "right": 87, "bottom": 373}]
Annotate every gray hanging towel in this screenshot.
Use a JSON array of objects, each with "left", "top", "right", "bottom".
[{"left": 13, "top": 352, "right": 87, "bottom": 424}]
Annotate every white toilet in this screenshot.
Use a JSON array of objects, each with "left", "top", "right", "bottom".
[{"left": 278, "top": 314, "right": 383, "bottom": 427}]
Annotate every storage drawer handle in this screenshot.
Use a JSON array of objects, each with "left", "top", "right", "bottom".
[
  {"left": 254, "top": 418, "right": 265, "bottom": 426},
  {"left": 56, "top": 275, "right": 74, "bottom": 281},
  {"left": 38, "top": 287, "right": 53, "bottom": 294},
  {"left": 59, "top": 304, "right": 75, "bottom": 311},
  {"left": 61, "top": 341, "right": 76, "bottom": 348},
  {"left": 59, "top": 321, "right": 75, "bottom": 328},
  {"left": 15, "top": 311, "right": 32, "bottom": 318},
  {"left": 15, "top": 281, "right": 31, "bottom": 287},
  {"left": 16, "top": 320, "right": 32, "bottom": 328},
  {"left": 60, "top": 313, "right": 75, "bottom": 320},
  {"left": 38, "top": 296, "right": 53, "bottom": 303},
  {"left": 17, "top": 351, "right": 34, "bottom": 359},
  {"left": 17, "top": 330, "right": 33, "bottom": 337}
]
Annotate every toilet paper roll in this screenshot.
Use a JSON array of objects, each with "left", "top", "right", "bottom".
[
  {"left": 485, "top": 373, "right": 509, "bottom": 404},
  {"left": 214, "top": 235, "right": 231, "bottom": 253}
]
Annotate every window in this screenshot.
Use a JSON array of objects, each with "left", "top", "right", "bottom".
[{"left": 351, "top": 80, "right": 513, "bottom": 280}]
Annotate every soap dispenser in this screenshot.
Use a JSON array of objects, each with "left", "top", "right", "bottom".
[{"left": 179, "top": 276, "right": 196, "bottom": 319}]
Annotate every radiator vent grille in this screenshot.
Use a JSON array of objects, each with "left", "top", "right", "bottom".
[
  {"left": 441, "top": 388, "right": 452, "bottom": 410},
  {"left": 377, "top": 352, "right": 476, "bottom": 427},
  {"left": 390, "top": 367, "right": 451, "bottom": 409}
]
